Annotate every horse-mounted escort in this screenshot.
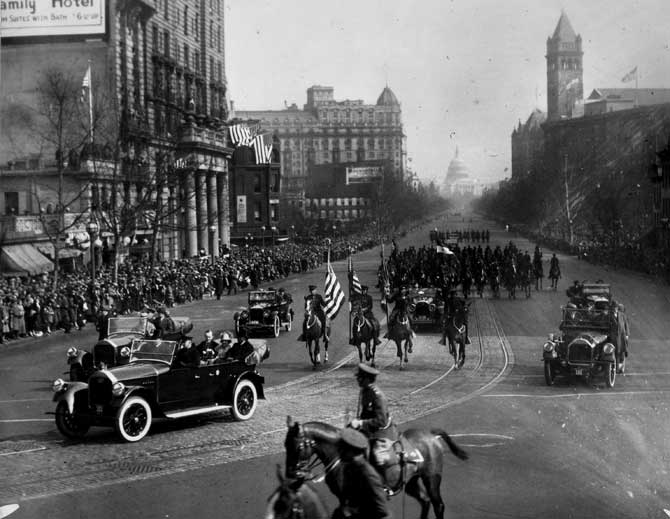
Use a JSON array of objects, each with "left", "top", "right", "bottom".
[
  {"left": 52, "top": 332, "right": 268, "bottom": 442},
  {"left": 301, "top": 285, "right": 331, "bottom": 369},
  {"left": 234, "top": 289, "right": 294, "bottom": 338},
  {"left": 439, "top": 290, "right": 471, "bottom": 368},
  {"left": 66, "top": 314, "right": 193, "bottom": 382},
  {"left": 543, "top": 282, "right": 629, "bottom": 388}
]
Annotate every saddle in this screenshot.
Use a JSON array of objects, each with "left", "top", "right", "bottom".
[{"left": 370, "top": 437, "right": 423, "bottom": 494}]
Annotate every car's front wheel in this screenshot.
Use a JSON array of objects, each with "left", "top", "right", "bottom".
[
  {"left": 231, "top": 379, "right": 257, "bottom": 421},
  {"left": 544, "top": 360, "right": 555, "bottom": 386},
  {"left": 285, "top": 312, "right": 292, "bottom": 331},
  {"left": 273, "top": 315, "right": 280, "bottom": 338},
  {"left": 55, "top": 401, "right": 90, "bottom": 439},
  {"left": 605, "top": 361, "right": 616, "bottom": 388},
  {"left": 116, "top": 396, "right": 152, "bottom": 442}
]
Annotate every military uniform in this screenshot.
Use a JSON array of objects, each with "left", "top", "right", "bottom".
[
  {"left": 359, "top": 287, "right": 381, "bottom": 345},
  {"left": 302, "top": 286, "right": 327, "bottom": 340}
]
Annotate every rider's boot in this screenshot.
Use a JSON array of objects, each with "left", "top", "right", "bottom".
[
  {"left": 374, "top": 324, "right": 382, "bottom": 345},
  {"left": 324, "top": 351, "right": 328, "bottom": 362}
]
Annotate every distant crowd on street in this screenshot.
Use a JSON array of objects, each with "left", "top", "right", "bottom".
[{"left": 0, "top": 227, "right": 389, "bottom": 345}]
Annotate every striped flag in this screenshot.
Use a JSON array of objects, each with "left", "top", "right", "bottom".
[
  {"left": 621, "top": 66, "right": 637, "bottom": 83},
  {"left": 81, "top": 64, "right": 91, "bottom": 103},
  {"left": 251, "top": 134, "right": 273, "bottom": 164},
  {"left": 229, "top": 124, "right": 252, "bottom": 146},
  {"left": 347, "top": 255, "right": 362, "bottom": 295},
  {"left": 436, "top": 245, "right": 455, "bottom": 255},
  {"left": 324, "top": 261, "right": 345, "bottom": 320}
]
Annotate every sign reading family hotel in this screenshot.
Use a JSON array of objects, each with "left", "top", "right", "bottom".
[
  {"left": 345, "top": 166, "right": 383, "bottom": 185},
  {"left": 0, "top": 0, "right": 106, "bottom": 38}
]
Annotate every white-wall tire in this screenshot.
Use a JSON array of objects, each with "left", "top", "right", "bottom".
[
  {"left": 115, "top": 396, "right": 152, "bottom": 442},
  {"left": 231, "top": 379, "right": 257, "bottom": 421}
]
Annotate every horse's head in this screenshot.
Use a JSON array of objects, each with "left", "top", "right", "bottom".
[
  {"left": 304, "top": 298, "right": 314, "bottom": 317},
  {"left": 266, "top": 468, "right": 326, "bottom": 519},
  {"left": 284, "top": 416, "right": 341, "bottom": 482}
]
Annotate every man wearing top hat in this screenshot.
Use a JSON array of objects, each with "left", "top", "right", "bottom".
[
  {"left": 333, "top": 427, "right": 391, "bottom": 519},
  {"left": 298, "top": 284, "right": 327, "bottom": 342}
]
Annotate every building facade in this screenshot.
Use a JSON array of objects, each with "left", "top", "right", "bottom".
[
  {"left": 546, "top": 11, "right": 583, "bottom": 122},
  {"left": 0, "top": 0, "right": 234, "bottom": 271},
  {"left": 511, "top": 108, "right": 546, "bottom": 179},
  {"left": 234, "top": 85, "right": 407, "bottom": 223}
]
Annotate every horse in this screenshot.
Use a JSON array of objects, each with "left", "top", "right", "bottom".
[
  {"left": 460, "top": 268, "right": 472, "bottom": 299},
  {"left": 474, "top": 264, "right": 487, "bottom": 298},
  {"left": 549, "top": 263, "right": 561, "bottom": 290},
  {"left": 303, "top": 299, "right": 330, "bottom": 369},
  {"left": 440, "top": 302, "right": 469, "bottom": 369},
  {"left": 266, "top": 468, "right": 330, "bottom": 519},
  {"left": 518, "top": 264, "right": 532, "bottom": 299},
  {"left": 284, "top": 417, "right": 468, "bottom": 519},
  {"left": 351, "top": 307, "right": 377, "bottom": 366},
  {"left": 503, "top": 260, "right": 517, "bottom": 299},
  {"left": 533, "top": 259, "right": 544, "bottom": 291},
  {"left": 385, "top": 310, "right": 414, "bottom": 369}
]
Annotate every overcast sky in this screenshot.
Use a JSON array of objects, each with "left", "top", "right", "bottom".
[{"left": 226, "top": 0, "right": 670, "bottom": 185}]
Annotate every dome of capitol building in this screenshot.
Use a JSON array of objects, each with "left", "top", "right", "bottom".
[{"left": 443, "top": 147, "right": 471, "bottom": 191}]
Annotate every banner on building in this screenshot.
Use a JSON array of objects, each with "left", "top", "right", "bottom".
[
  {"left": 345, "top": 166, "right": 383, "bottom": 185},
  {"left": 1, "top": 0, "right": 107, "bottom": 39},
  {"left": 236, "top": 195, "right": 247, "bottom": 224}
]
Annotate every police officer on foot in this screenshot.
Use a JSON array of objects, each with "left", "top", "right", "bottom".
[
  {"left": 333, "top": 428, "right": 391, "bottom": 519},
  {"left": 359, "top": 285, "right": 382, "bottom": 346}
]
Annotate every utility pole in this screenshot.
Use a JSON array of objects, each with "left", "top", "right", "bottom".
[{"left": 563, "top": 153, "right": 574, "bottom": 246}]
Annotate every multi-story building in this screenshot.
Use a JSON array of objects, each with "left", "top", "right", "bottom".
[
  {"left": 0, "top": 0, "right": 233, "bottom": 272},
  {"left": 511, "top": 109, "right": 546, "bottom": 179},
  {"left": 235, "top": 85, "right": 407, "bottom": 223},
  {"left": 546, "top": 11, "right": 583, "bottom": 122}
]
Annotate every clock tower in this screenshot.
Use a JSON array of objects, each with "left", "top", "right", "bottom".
[{"left": 546, "top": 11, "right": 583, "bottom": 121}]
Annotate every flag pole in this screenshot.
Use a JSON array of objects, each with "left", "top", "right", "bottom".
[
  {"left": 348, "top": 248, "right": 352, "bottom": 346},
  {"left": 87, "top": 60, "right": 94, "bottom": 144}
]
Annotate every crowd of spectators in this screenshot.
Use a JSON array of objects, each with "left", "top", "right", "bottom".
[{"left": 0, "top": 226, "right": 390, "bottom": 344}]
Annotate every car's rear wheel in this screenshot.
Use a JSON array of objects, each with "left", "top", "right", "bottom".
[
  {"left": 116, "top": 396, "right": 152, "bottom": 442},
  {"left": 285, "top": 312, "right": 292, "bottom": 331},
  {"left": 605, "top": 361, "right": 616, "bottom": 388},
  {"left": 273, "top": 315, "right": 280, "bottom": 337},
  {"left": 544, "top": 360, "right": 555, "bottom": 386},
  {"left": 231, "top": 379, "right": 257, "bottom": 421},
  {"left": 55, "top": 401, "right": 90, "bottom": 439}
]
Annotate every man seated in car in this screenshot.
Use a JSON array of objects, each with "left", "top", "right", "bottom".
[
  {"left": 174, "top": 337, "right": 201, "bottom": 368},
  {"left": 210, "top": 331, "right": 234, "bottom": 364},
  {"left": 197, "top": 329, "right": 219, "bottom": 362},
  {"left": 224, "top": 329, "right": 255, "bottom": 363}
]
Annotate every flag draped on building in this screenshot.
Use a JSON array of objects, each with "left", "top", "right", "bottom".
[
  {"left": 251, "top": 134, "right": 273, "bottom": 164},
  {"left": 324, "top": 261, "right": 345, "bottom": 320},
  {"left": 229, "top": 124, "right": 252, "bottom": 146},
  {"left": 347, "top": 255, "right": 362, "bottom": 295},
  {"left": 621, "top": 66, "right": 638, "bottom": 83}
]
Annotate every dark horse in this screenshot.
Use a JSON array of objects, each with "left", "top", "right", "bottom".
[
  {"left": 385, "top": 309, "right": 414, "bottom": 370},
  {"left": 440, "top": 301, "right": 469, "bottom": 368},
  {"left": 284, "top": 417, "right": 468, "bottom": 519},
  {"left": 266, "top": 468, "right": 329, "bottom": 519},
  {"left": 549, "top": 262, "right": 561, "bottom": 290},
  {"left": 488, "top": 263, "right": 501, "bottom": 299},
  {"left": 503, "top": 259, "right": 517, "bottom": 299},
  {"left": 533, "top": 258, "right": 544, "bottom": 291},
  {"left": 474, "top": 263, "right": 487, "bottom": 298},
  {"left": 351, "top": 308, "right": 377, "bottom": 366},
  {"left": 303, "top": 299, "right": 330, "bottom": 369}
]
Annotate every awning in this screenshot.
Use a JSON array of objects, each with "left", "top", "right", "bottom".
[
  {"left": 58, "top": 248, "right": 83, "bottom": 259},
  {"left": 0, "top": 244, "right": 54, "bottom": 276}
]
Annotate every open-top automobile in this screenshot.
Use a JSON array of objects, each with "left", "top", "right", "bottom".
[
  {"left": 407, "top": 287, "right": 443, "bottom": 329},
  {"left": 53, "top": 337, "right": 266, "bottom": 442},
  {"left": 234, "top": 290, "right": 293, "bottom": 338}
]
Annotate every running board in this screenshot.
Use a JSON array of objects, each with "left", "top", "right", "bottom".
[{"left": 165, "top": 404, "right": 231, "bottom": 419}]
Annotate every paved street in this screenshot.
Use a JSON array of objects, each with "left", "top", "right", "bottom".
[{"left": 1, "top": 214, "right": 669, "bottom": 518}]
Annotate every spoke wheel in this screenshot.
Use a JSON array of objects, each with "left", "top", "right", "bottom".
[
  {"left": 232, "top": 379, "right": 257, "bottom": 421},
  {"left": 116, "top": 396, "right": 152, "bottom": 442},
  {"left": 273, "top": 315, "right": 280, "bottom": 338},
  {"left": 55, "top": 401, "right": 90, "bottom": 439},
  {"left": 544, "top": 361, "right": 555, "bottom": 386},
  {"left": 285, "top": 312, "right": 292, "bottom": 331}
]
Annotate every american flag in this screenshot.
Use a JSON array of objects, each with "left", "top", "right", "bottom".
[
  {"left": 81, "top": 65, "right": 91, "bottom": 103},
  {"left": 347, "top": 255, "right": 362, "bottom": 295},
  {"left": 251, "top": 134, "right": 273, "bottom": 164},
  {"left": 324, "top": 261, "right": 345, "bottom": 320},
  {"left": 229, "top": 124, "right": 252, "bottom": 146}
]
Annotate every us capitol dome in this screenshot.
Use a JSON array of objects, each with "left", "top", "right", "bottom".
[{"left": 443, "top": 147, "right": 477, "bottom": 195}]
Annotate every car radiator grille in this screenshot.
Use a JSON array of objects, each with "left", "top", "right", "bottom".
[
  {"left": 94, "top": 344, "right": 115, "bottom": 367},
  {"left": 250, "top": 309, "right": 265, "bottom": 321},
  {"left": 414, "top": 303, "right": 430, "bottom": 317},
  {"left": 89, "top": 377, "right": 112, "bottom": 406},
  {"left": 568, "top": 342, "right": 593, "bottom": 363}
]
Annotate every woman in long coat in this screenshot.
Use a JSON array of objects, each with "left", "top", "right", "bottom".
[{"left": 10, "top": 297, "right": 26, "bottom": 338}]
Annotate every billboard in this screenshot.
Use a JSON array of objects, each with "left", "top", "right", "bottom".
[
  {"left": 236, "top": 195, "right": 247, "bottom": 224},
  {"left": 345, "top": 165, "right": 383, "bottom": 185},
  {"left": 0, "top": 0, "right": 106, "bottom": 38}
]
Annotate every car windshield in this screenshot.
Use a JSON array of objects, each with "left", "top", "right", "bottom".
[
  {"left": 561, "top": 307, "right": 610, "bottom": 330},
  {"left": 249, "top": 291, "right": 276, "bottom": 303},
  {"left": 108, "top": 317, "right": 147, "bottom": 335},
  {"left": 129, "top": 340, "right": 177, "bottom": 364}
]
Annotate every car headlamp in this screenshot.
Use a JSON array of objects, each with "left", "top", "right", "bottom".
[
  {"left": 429, "top": 304, "right": 436, "bottom": 312},
  {"left": 67, "top": 347, "right": 78, "bottom": 358},
  {"left": 263, "top": 310, "right": 270, "bottom": 318},
  {"left": 112, "top": 382, "right": 125, "bottom": 397},
  {"left": 543, "top": 342, "right": 555, "bottom": 353},
  {"left": 52, "top": 378, "right": 66, "bottom": 393},
  {"left": 120, "top": 347, "right": 131, "bottom": 358},
  {"left": 602, "top": 343, "right": 615, "bottom": 355},
  {"left": 408, "top": 304, "right": 416, "bottom": 312},
  {"left": 241, "top": 311, "right": 248, "bottom": 318}
]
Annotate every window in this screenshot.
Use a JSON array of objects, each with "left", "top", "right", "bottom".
[
  {"left": 270, "top": 202, "right": 279, "bottom": 221},
  {"left": 218, "top": 61, "right": 222, "bottom": 82},
  {"left": 194, "top": 51, "right": 200, "bottom": 73},
  {"left": 254, "top": 202, "right": 261, "bottom": 222},
  {"left": 4, "top": 192, "right": 18, "bottom": 215},
  {"left": 184, "top": 43, "right": 189, "bottom": 68},
  {"left": 163, "top": 30, "right": 170, "bottom": 57},
  {"left": 183, "top": 6, "right": 188, "bottom": 35},
  {"left": 210, "top": 56, "right": 214, "bottom": 79},
  {"left": 210, "top": 20, "right": 214, "bottom": 47},
  {"left": 271, "top": 173, "right": 280, "bottom": 192},
  {"left": 254, "top": 172, "right": 262, "bottom": 193},
  {"left": 194, "top": 14, "right": 199, "bottom": 40},
  {"left": 152, "top": 25, "right": 158, "bottom": 53},
  {"left": 217, "top": 26, "right": 221, "bottom": 52},
  {"left": 163, "top": 0, "right": 168, "bottom": 19}
]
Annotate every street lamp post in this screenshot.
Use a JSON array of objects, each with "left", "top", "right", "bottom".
[
  {"left": 209, "top": 224, "right": 217, "bottom": 265},
  {"left": 271, "top": 226, "right": 277, "bottom": 246},
  {"left": 261, "top": 225, "right": 266, "bottom": 248},
  {"left": 87, "top": 220, "right": 99, "bottom": 283},
  {"left": 290, "top": 225, "right": 295, "bottom": 242}
]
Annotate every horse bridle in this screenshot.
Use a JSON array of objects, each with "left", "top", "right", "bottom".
[{"left": 291, "top": 427, "right": 341, "bottom": 484}]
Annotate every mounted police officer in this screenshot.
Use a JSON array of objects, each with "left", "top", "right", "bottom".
[
  {"left": 383, "top": 285, "right": 413, "bottom": 338},
  {"left": 333, "top": 428, "right": 391, "bottom": 519},
  {"left": 359, "top": 285, "right": 382, "bottom": 346},
  {"left": 441, "top": 289, "right": 471, "bottom": 345},
  {"left": 298, "top": 284, "right": 327, "bottom": 342}
]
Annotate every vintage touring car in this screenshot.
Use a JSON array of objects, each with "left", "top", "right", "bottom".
[
  {"left": 67, "top": 315, "right": 192, "bottom": 382},
  {"left": 53, "top": 337, "right": 266, "bottom": 442},
  {"left": 542, "top": 283, "right": 629, "bottom": 388},
  {"left": 407, "top": 288, "right": 444, "bottom": 329},
  {"left": 234, "top": 290, "right": 293, "bottom": 338}
]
